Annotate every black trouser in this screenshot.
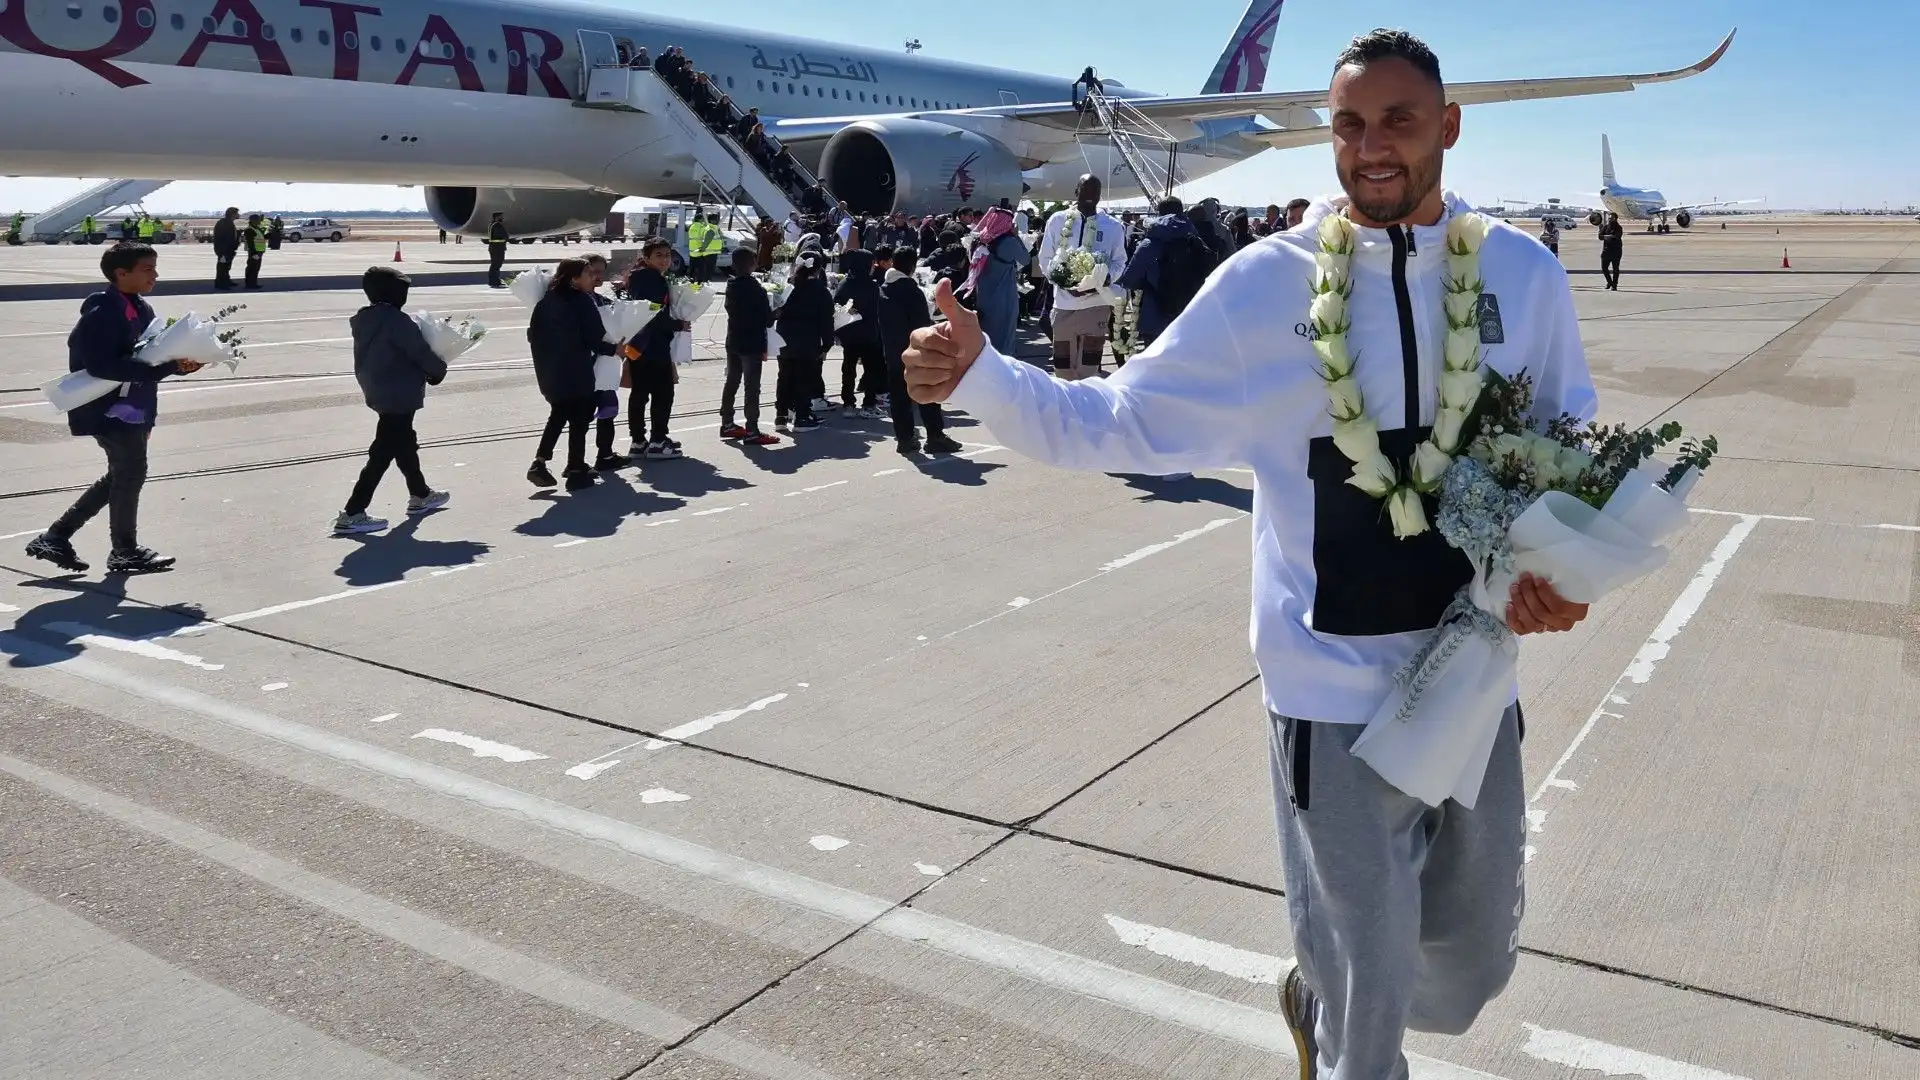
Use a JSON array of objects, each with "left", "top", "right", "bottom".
[
  {"left": 840, "top": 339, "right": 882, "bottom": 407},
  {"left": 536, "top": 396, "right": 593, "bottom": 472},
  {"left": 626, "top": 354, "right": 676, "bottom": 443},
  {"left": 487, "top": 244, "right": 507, "bottom": 287},
  {"left": 244, "top": 251, "right": 263, "bottom": 287},
  {"left": 885, "top": 355, "right": 944, "bottom": 442},
  {"left": 1601, "top": 248, "right": 1622, "bottom": 288},
  {"left": 723, "top": 351, "right": 763, "bottom": 431},
  {"left": 776, "top": 349, "right": 818, "bottom": 421},
  {"left": 691, "top": 254, "right": 717, "bottom": 281},
  {"left": 214, "top": 251, "right": 235, "bottom": 289},
  {"left": 51, "top": 424, "right": 149, "bottom": 552},
  {"left": 345, "top": 411, "right": 431, "bottom": 515}
]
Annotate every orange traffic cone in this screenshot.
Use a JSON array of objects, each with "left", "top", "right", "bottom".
[
  {"left": 1780, "top": 248, "right": 1790, "bottom": 269},
  {"left": 393, "top": 242, "right": 403, "bottom": 263}
]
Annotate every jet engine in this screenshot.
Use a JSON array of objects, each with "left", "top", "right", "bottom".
[
  {"left": 1674, "top": 209, "right": 1693, "bottom": 229},
  {"left": 425, "top": 187, "right": 619, "bottom": 238},
  {"left": 1588, "top": 210, "right": 1604, "bottom": 227},
  {"left": 818, "top": 119, "right": 1022, "bottom": 217}
]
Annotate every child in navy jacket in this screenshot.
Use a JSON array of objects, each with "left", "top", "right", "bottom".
[{"left": 27, "top": 243, "right": 204, "bottom": 575}]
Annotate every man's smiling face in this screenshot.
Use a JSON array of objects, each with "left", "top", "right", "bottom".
[{"left": 1329, "top": 55, "right": 1460, "bottom": 228}]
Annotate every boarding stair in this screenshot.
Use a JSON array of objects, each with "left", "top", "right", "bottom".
[
  {"left": 572, "top": 32, "right": 832, "bottom": 226},
  {"left": 1079, "top": 87, "right": 1186, "bottom": 205},
  {"left": 26, "top": 179, "right": 170, "bottom": 242}
]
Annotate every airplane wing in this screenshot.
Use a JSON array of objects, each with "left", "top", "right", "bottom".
[{"left": 767, "top": 29, "right": 1735, "bottom": 143}]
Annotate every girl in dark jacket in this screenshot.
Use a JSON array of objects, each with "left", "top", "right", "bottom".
[
  {"left": 527, "top": 258, "right": 630, "bottom": 491},
  {"left": 832, "top": 248, "right": 884, "bottom": 414},
  {"left": 774, "top": 252, "right": 834, "bottom": 431}
]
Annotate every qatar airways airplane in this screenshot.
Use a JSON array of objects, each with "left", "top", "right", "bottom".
[{"left": 0, "top": 0, "right": 1736, "bottom": 237}]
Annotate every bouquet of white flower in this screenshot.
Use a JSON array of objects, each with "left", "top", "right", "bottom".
[
  {"left": 413, "top": 312, "right": 488, "bottom": 363},
  {"left": 1349, "top": 366, "right": 1719, "bottom": 808},
  {"left": 666, "top": 278, "right": 714, "bottom": 366},
  {"left": 1046, "top": 247, "right": 1109, "bottom": 293},
  {"left": 507, "top": 266, "right": 550, "bottom": 308},
  {"left": 771, "top": 242, "right": 797, "bottom": 263},
  {"left": 832, "top": 300, "right": 862, "bottom": 330},
  {"left": 42, "top": 305, "right": 247, "bottom": 416}
]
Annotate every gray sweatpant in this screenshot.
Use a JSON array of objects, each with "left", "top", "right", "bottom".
[{"left": 1268, "top": 705, "right": 1527, "bottom": 1080}]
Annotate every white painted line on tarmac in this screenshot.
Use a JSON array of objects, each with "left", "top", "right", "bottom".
[
  {"left": 1, "top": 356, "right": 534, "bottom": 411},
  {"left": 0, "top": 640, "right": 1511, "bottom": 1079},
  {"left": 872, "top": 468, "right": 905, "bottom": 477},
  {"left": 564, "top": 760, "right": 622, "bottom": 781},
  {"left": 553, "top": 538, "right": 593, "bottom": 548},
  {"left": 0, "top": 752, "right": 845, "bottom": 1080},
  {"left": 260, "top": 682, "right": 289, "bottom": 692},
  {"left": 1521, "top": 1024, "right": 1753, "bottom": 1080},
  {"left": 1104, "top": 914, "right": 1288, "bottom": 987},
  {"left": 1100, "top": 517, "right": 1243, "bottom": 573},
  {"left": 643, "top": 691, "right": 789, "bottom": 751},
  {"left": 42, "top": 622, "right": 225, "bottom": 670},
  {"left": 638, "top": 787, "right": 691, "bottom": 804},
  {"left": 0, "top": 602, "right": 19, "bottom": 613},
  {"left": 809, "top": 835, "right": 851, "bottom": 852},
  {"left": 166, "top": 580, "right": 409, "bottom": 637},
  {"left": 411, "top": 728, "right": 550, "bottom": 763},
  {"left": 785, "top": 480, "right": 848, "bottom": 496},
  {"left": 0, "top": 305, "right": 524, "bottom": 340},
  {"left": 368, "top": 713, "right": 398, "bottom": 724},
  {"left": 0, "top": 530, "right": 43, "bottom": 541},
  {"left": 1007, "top": 597, "right": 1031, "bottom": 608},
  {"left": 1688, "top": 507, "right": 1811, "bottom": 523},
  {"left": 1528, "top": 515, "right": 1760, "bottom": 840},
  {"left": 1870, "top": 522, "right": 1920, "bottom": 533},
  {"left": 914, "top": 862, "right": 945, "bottom": 877}
]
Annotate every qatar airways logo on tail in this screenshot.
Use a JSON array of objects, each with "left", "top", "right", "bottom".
[
  {"left": 1217, "top": 0, "right": 1283, "bottom": 93},
  {"left": 947, "top": 152, "right": 980, "bottom": 202}
]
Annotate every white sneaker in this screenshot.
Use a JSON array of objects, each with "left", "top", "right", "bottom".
[
  {"left": 645, "top": 439, "right": 685, "bottom": 459},
  {"left": 407, "top": 490, "right": 450, "bottom": 515},
  {"left": 811, "top": 397, "right": 835, "bottom": 413},
  {"left": 333, "top": 512, "right": 387, "bottom": 535},
  {"left": 628, "top": 440, "right": 647, "bottom": 458}
]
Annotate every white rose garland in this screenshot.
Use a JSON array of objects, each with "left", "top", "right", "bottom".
[{"left": 1311, "top": 209, "right": 1490, "bottom": 539}]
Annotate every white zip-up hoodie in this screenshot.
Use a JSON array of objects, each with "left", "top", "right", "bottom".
[{"left": 947, "top": 190, "right": 1598, "bottom": 724}]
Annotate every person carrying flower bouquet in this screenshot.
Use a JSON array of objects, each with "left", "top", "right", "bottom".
[
  {"left": 621, "top": 238, "right": 690, "bottom": 460},
  {"left": 332, "top": 266, "right": 451, "bottom": 535},
  {"left": 528, "top": 258, "right": 633, "bottom": 491},
  {"left": 904, "top": 30, "right": 1599, "bottom": 1080},
  {"left": 26, "top": 243, "right": 204, "bottom": 575}
]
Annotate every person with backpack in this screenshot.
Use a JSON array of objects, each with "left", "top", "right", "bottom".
[{"left": 1116, "top": 196, "right": 1219, "bottom": 353}]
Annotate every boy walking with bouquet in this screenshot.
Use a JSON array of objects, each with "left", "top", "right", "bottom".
[
  {"left": 27, "top": 243, "right": 205, "bottom": 575},
  {"left": 332, "top": 266, "right": 451, "bottom": 535},
  {"left": 620, "top": 238, "right": 689, "bottom": 460}
]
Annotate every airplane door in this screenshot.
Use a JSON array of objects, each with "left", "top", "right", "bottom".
[
  {"left": 999, "top": 90, "right": 1020, "bottom": 105},
  {"left": 576, "top": 30, "right": 620, "bottom": 98}
]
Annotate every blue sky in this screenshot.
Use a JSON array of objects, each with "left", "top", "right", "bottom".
[{"left": 3, "top": 0, "right": 1912, "bottom": 215}]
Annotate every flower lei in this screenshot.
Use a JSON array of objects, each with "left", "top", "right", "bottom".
[{"left": 1309, "top": 208, "right": 1491, "bottom": 538}]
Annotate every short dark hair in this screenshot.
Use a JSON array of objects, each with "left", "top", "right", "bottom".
[
  {"left": 871, "top": 245, "right": 895, "bottom": 263},
  {"left": 362, "top": 265, "right": 410, "bottom": 303},
  {"left": 1333, "top": 28, "right": 1443, "bottom": 90},
  {"left": 550, "top": 257, "right": 589, "bottom": 292},
  {"left": 100, "top": 242, "right": 155, "bottom": 281},
  {"left": 1287, "top": 197, "right": 1311, "bottom": 211},
  {"left": 640, "top": 237, "right": 673, "bottom": 257},
  {"left": 1154, "top": 196, "right": 1184, "bottom": 215}
]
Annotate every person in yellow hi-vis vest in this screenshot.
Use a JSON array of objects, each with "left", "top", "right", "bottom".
[
  {"left": 137, "top": 217, "right": 155, "bottom": 241},
  {"left": 81, "top": 215, "right": 97, "bottom": 243},
  {"left": 687, "top": 213, "right": 723, "bottom": 280},
  {"left": 244, "top": 213, "right": 269, "bottom": 289}
]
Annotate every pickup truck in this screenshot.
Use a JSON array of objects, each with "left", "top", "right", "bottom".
[{"left": 284, "top": 218, "right": 351, "bottom": 242}]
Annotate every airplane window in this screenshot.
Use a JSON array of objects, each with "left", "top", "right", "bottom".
[
  {"left": 462, "top": 44, "right": 472, "bottom": 59},
  {"left": 801, "top": 86, "right": 809, "bottom": 96},
  {"left": 232, "top": 19, "right": 246, "bottom": 37},
  {"left": 169, "top": 13, "right": 182, "bottom": 28},
  {"left": 319, "top": 28, "right": 331, "bottom": 45},
  {"left": 726, "top": 76, "right": 734, "bottom": 88},
  {"left": 262, "top": 24, "right": 276, "bottom": 41},
  {"left": 488, "top": 48, "right": 498, "bottom": 63},
  {"left": 369, "top": 35, "right": 381, "bottom": 51},
  {"left": 508, "top": 50, "right": 521, "bottom": 68},
  {"left": 201, "top": 16, "right": 213, "bottom": 32},
  {"left": 394, "top": 38, "right": 405, "bottom": 53},
  {"left": 134, "top": 6, "right": 151, "bottom": 25},
  {"left": 341, "top": 30, "right": 355, "bottom": 49},
  {"left": 831, "top": 88, "right": 839, "bottom": 99},
  {"left": 102, "top": 5, "right": 117, "bottom": 21},
  {"left": 64, "top": 3, "right": 79, "bottom": 18},
  {"left": 289, "top": 26, "right": 301, "bottom": 42},
  {"left": 756, "top": 80, "right": 764, "bottom": 92}
]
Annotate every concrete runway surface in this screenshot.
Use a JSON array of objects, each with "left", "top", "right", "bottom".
[{"left": 0, "top": 218, "right": 1916, "bottom": 1079}]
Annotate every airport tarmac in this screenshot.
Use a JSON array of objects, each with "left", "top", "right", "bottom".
[{"left": 0, "top": 218, "right": 1916, "bottom": 1080}]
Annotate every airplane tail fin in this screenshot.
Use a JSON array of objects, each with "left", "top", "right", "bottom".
[
  {"left": 1201, "top": 0, "right": 1285, "bottom": 94},
  {"left": 1601, "top": 133, "right": 1617, "bottom": 188}
]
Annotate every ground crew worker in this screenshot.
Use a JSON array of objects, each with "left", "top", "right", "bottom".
[
  {"left": 244, "top": 213, "right": 269, "bottom": 289},
  {"left": 688, "top": 213, "right": 723, "bottom": 280},
  {"left": 486, "top": 212, "right": 509, "bottom": 288},
  {"left": 212, "top": 207, "right": 240, "bottom": 289},
  {"left": 137, "top": 217, "right": 155, "bottom": 241},
  {"left": 7, "top": 211, "right": 22, "bottom": 245},
  {"left": 82, "top": 215, "right": 97, "bottom": 243}
]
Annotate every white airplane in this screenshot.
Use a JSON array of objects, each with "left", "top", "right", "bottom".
[
  {"left": 0, "top": 0, "right": 1737, "bottom": 237},
  {"left": 1591, "top": 133, "right": 1756, "bottom": 232}
]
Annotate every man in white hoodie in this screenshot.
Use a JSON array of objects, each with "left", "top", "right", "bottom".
[{"left": 904, "top": 28, "right": 1597, "bottom": 1080}]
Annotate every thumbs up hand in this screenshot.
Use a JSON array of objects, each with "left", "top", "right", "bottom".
[{"left": 904, "top": 280, "right": 984, "bottom": 404}]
